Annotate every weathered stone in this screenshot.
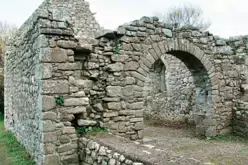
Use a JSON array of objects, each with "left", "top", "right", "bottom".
[
  {"left": 47, "top": 48, "right": 68, "bottom": 63},
  {"left": 206, "top": 126, "right": 217, "bottom": 137},
  {"left": 77, "top": 119, "right": 97, "bottom": 126},
  {"left": 64, "top": 98, "right": 89, "bottom": 106},
  {"left": 61, "top": 154, "right": 79, "bottom": 164},
  {"left": 111, "top": 55, "right": 129, "bottom": 62},
  {"left": 106, "top": 86, "right": 122, "bottom": 97},
  {"left": 125, "top": 77, "right": 136, "bottom": 85},
  {"left": 57, "top": 143, "right": 77, "bottom": 153},
  {"left": 57, "top": 40, "right": 77, "bottom": 48},
  {"left": 124, "top": 61, "right": 139, "bottom": 71},
  {"left": 103, "top": 112, "right": 119, "bottom": 118},
  {"left": 93, "top": 103, "right": 105, "bottom": 111},
  {"left": 43, "top": 120, "right": 56, "bottom": 132},
  {"left": 43, "top": 80, "right": 69, "bottom": 94},
  {"left": 123, "top": 86, "right": 134, "bottom": 96},
  {"left": 162, "top": 29, "right": 172, "bottom": 37},
  {"left": 43, "top": 95, "right": 56, "bottom": 111},
  {"left": 43, "top": 63, "right": 53, "bottom": 79},
  {"left": 107, "top": 102, "right": 121, "bottom": 111},
  {"left": 43, "top": 112, "right": 57, "bottom": 120},
  {"left": 130, "top": 102, "right": 144, "bottom": 110},
  {"left": 77, "top": 80, "right": 94, "bottom": 88},
  {"left": 44, "top": 155, "right": 59, "bottom": 165},
  {"left": 107, "top": 63, "right": 124, "bottom": 72},
  {"left": 66, "top": 107, "right": 86, "bottom": 114}
]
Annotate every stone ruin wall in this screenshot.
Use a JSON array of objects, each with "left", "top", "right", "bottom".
[
  {"left": 143, "top": 54, "right": 196, "bottom": 124},
  {"left": 4, "top": 0, "right": 248, "bottom": 164},
  {"left": 4, "top": 0, "right": 101, "bottom": 164}
]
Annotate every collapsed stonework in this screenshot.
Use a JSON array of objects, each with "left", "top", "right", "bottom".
[{"left": 4, "top": 0, "right": 248, "bottom": 164}]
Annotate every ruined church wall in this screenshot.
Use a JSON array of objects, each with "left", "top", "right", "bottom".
[
  {"left": 4, "top": 0, "right": 101, "bottom": 165},
  {"left": 4, "top": 9, "right": 48, "bottom": 164}
]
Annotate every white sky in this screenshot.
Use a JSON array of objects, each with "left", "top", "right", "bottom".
[{"left": 0, "top": 0, "right": 247, "bottom": 38}]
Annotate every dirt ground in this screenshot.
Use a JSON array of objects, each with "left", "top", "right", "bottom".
[{"left": 143, "top": 125, "right": 248, "bottom": 165}]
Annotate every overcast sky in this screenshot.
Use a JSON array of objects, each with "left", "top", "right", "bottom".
[{"left": 0, "top": 0, "right": 247, "bottom": 38}]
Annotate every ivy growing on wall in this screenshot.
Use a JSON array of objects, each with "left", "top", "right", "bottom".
[{"left": 55, "top": 96, "right": 64, "bottom": 105}]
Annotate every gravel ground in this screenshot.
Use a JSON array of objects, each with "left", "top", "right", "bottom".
[{"left": 143, "top": 125, "right": 248, "bottom": 165}]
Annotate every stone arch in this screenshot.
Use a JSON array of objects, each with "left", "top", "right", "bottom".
[{"left": 132, "top": 38, "right": 218, "bottom": 137}]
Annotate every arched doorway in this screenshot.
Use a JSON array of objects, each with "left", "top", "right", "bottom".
[{"left": 133, "top": 39, "right": 217, "bottom": 137}]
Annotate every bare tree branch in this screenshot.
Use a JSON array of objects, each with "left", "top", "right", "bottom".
[{"left": 156, "top": 3, "right": 211, "bottom": 31}]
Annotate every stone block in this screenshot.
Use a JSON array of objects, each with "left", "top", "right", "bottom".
[
  {"left": 44, "top": 143, "right": 55, "bottom": 155},
  {"left": 107, "top": 63, "right": 124, "bottom": 72},
  {"left": 124, "top": 61, "right": 139, "bottom": 71},
  {"left": 57, "top": 40, "right": 77, "bottom": 49},
  {"left": 43, "top": 112, "right": 57, "bottom": 120},
  {"left": 60, "top": 135, "right": 71, "bottom": 144},
  {"left": 62, "top": 127, "right": 76, "bottom": 134},
  {"left": 106, "top": 86, "right": 122, "bottom": 97},
  {"left": 77, "top": 80, "right": 93, "bottom": 88},
  {"left": 203, "top": 119, "right": 217, "bottom": 127},
  {"left": 57, "top": 143, "right": 77, "bottom": 153},
  {"left": 43, "top": 63, "right": 53, "bottom": 79},
  {"left": 131, "top": 71, "right": 146, "bottom": 82},
  {"left": 42, "top": 95, "right": 56, "bottom": 111},
  {"left": 49, "top": 48, "right": 67, "bottom": 63},
  {"left": 103, "top": 112, "right": 119, "bottom": 118},
  {"left": 66, "top": 107, "right": 86, "bottom": 114},
  {"left": 134, "top": 122, "right": 143, "bottom": 130},
  {"left": 219, "top": 127, "right": 232, "bottom": 135},
  {"left": 125, "top": 77, "right": 136, "bottom": 85},
  {"left": 130, "top": 102, "right": 144, "bottom": 110},
  {"left": 107, "top": 102, "right": 121, "bottom": 111},
  {"left": 195, "top": 126, "right": 205, "bottom": 136},
  {"left": 61, "top": 153, "right": 79, "bottom": 164},
  {"left": 64, "top": 98, "right": 89, "bottom": 106},
  {"left": 111, "top": 55, "right": 129, "bottom": 62},
  {"left": 119, "top": 110, "right": 135, "bottom": 116},
  {"left": 43, "top": 120, "right": 56, "bottom": 132},
  {"left": 44, "top": 132, "right": 57, "bottom": 143},
  {"left": 162, "top": 29, "right": 172, "bottom": 37},
  {"left": 205, "top": 126, "right": 217, "bottom": 137},
  {"left": 44, "top": 155, "right": 59, "bottom": 165},
  {"left": 43, "top": 80, "right": 69, "bottom": 94},
  {"left": 93, "top": 103, "right": 105, "bottom": 112},
  {"left": 77, "top": 119, "right": 97, "bottom": 126},
  {"left": 57, "top": 63, "right": 81, "bottom": 70},
  {"left": 70, "top": 91, "right": 86, "bottom": 97},
  {"left": 123, "top": 86, "right": 134, "bottom": 96},
  {"left": 130, "top": 118, "right": 143, "bottom": 123}
]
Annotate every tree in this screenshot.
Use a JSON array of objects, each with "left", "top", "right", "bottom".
[
  {"left": 0, "top": 22, "right": 17, "bottom": 117},
  {"left": 0, "top": 22, "right": 17, "bottom": 59},
  {"left": 156, "top": 3, "right": 211, "bottom": 30}
]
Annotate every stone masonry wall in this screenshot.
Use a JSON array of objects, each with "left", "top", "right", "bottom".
[
  {"left": 4, "top": 2, "right": 48, "bottom": 163},
  {"left": 79, "top": 137, "right": 144, "bottom": 165},
  {"left": 144, "top": 54, "right": 196, "bottom": 124},
  {"left": 5, "top": 0, "right": 100, "bottom": 165},
  {"left": 5, "top": 0, "right": 248, "bottom": 164}
]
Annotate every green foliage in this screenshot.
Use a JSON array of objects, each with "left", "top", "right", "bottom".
[
  {"left": 114, "top": 39, "right": 120, "bottom": 56},
  {"left": 0, "top": 121, "right": 35, "bottom": 165},
  {"left": 76, "top": 126, "right": 109, "bottom": 135},
  {"left": 0, "top": 112, "right": 3, "bottom": 120},
  {"left": 55, "top": 96, "right": 64, "bottom": 105},
  {"left": 205, "top": 133, "right": 248, "bottom": 144}
]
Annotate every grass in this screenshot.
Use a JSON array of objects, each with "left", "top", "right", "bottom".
[
  {"left": 206, "top": 133, "right": 248, "bottom": 144},
  {"left": 0, "top": 119, "right": 35, "bottom": 165}
]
